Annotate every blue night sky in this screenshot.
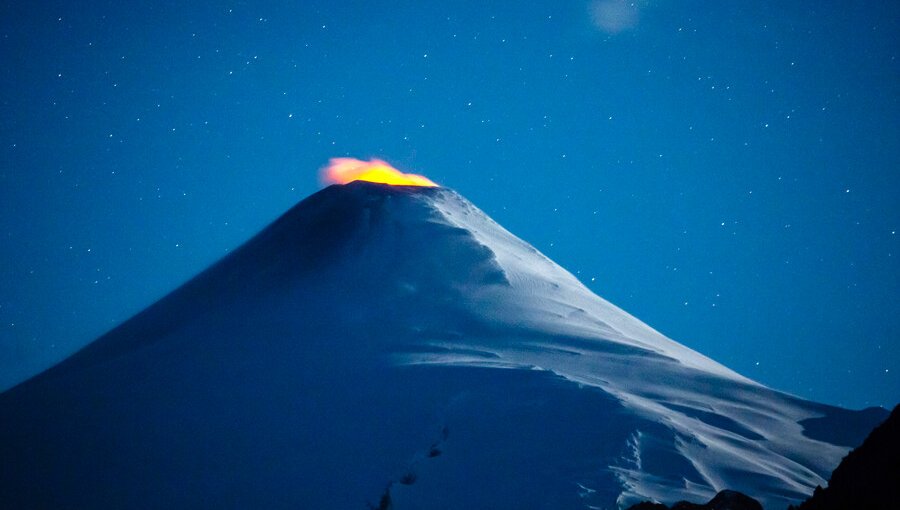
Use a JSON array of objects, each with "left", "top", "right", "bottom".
[{"left": 1, "top": 1, "right": 897, "bottom": 409}]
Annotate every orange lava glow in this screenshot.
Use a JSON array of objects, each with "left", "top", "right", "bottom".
[{"left": 320, "top": 158, "right": 438, "bottom": 187}]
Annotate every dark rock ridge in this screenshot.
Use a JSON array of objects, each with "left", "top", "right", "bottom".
[
  {"left": 789, "top": 403, "right": 898, "bottom": 510},
  {"left": 626, "top": 490, "right": 762, "bottom": 510}
]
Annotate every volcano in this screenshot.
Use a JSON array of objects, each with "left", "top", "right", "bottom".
[{"left": 0, "top": 181, "right": 886, "bottom": 509}]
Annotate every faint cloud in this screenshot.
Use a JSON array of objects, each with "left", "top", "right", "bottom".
[{"left": 589, "top": 0, "right": 646, "bottom": 34}]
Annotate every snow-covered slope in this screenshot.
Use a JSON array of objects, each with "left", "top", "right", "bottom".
[{"left": 0, "top": 182, "right": 886, "bottom": 509}]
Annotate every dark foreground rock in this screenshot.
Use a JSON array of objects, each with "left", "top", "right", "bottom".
[
  {"left": 626, "top": 489, "right": 762, "bottom": 510},
  {"left": 790, "top": 404, "right": 898, "bottom": 510}
]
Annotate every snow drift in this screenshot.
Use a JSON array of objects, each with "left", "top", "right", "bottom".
[{"left": 0, "top": 181, "right": 886, "bottom": 509}]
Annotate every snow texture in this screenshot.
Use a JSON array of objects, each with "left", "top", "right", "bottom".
[{"left": 0, "top": 182, "right": 886, "bottom": 509}]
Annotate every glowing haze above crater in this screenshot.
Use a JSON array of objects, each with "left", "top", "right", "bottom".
[{"left": 320, "top": 157, "right": 438, "bottom": 187}]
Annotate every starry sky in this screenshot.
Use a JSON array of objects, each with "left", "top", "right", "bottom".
[{"left": 1, "top": 1, "right": 898, "bottom": 409}]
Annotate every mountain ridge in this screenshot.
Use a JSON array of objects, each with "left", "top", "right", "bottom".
[{"left": 0, "top": 181, "right": 887, "bottom": 509}]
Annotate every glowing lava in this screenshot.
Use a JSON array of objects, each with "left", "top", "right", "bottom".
[{"left": 320, "top": 158, "right": 438, "bottom": 187}]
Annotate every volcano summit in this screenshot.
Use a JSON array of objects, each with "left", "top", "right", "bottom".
[{"left": 0, "top": 180, "right": 886, "bottom": 509}]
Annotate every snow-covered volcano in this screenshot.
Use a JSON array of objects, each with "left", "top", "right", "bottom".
[{"left": 0, "top": 181, "right": 886, "bottom": 509}]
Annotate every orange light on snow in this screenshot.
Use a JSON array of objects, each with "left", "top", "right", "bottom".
[{"left": 320, "top": 158, "right": 438, "bottom": 187}]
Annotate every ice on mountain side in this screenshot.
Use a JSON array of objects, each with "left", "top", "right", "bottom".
[{"left": 0, "top": 181, "right": 886, "bottom": 509}]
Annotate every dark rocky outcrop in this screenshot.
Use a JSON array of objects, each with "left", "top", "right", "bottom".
[
  {"left": 790, "top": 404, "right": 898, "bottom": 510},
  {"left": 626, "top": 489, "right": 762, "bottom": 510}
]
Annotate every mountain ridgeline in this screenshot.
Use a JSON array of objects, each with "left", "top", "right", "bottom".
[{"left": 0, "top": 181, "right": 887, "bottom": 509}]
